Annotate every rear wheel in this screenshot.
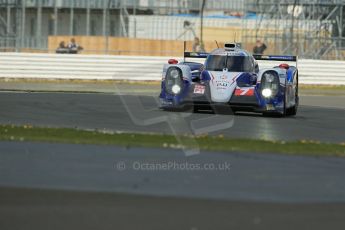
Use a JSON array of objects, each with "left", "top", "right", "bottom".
[
  {"left": 286, "top": 85, "right": 298, "bottom": 116},
  {"left": 282, "top": 92, "right": 287, "bottom": 116}
]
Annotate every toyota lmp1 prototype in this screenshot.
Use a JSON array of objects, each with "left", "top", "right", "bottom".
[{"left": 159, "top": 43, "right": 299, "bottom": 116}]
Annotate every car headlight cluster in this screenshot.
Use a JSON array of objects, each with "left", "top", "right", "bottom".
[
  {"left": 261, "top": 88, "right": 272, "bottom": 97},
  {"left": 165, "top": 67, "right": 183, "bottom": 95},
  {"left": 171, "top": 85, "right": 181, "bottom": 94},
  {"left": 261, "top": 71, "right": 279, "bottom": 98}
]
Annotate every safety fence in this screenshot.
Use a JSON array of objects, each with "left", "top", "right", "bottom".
[{"left": 0, "top": 52, "right": 344, "bottom": 84}]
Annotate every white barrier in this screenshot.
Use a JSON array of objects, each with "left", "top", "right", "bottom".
[{"left": 0, "top": 52, "right": 345, "bottom": 84}]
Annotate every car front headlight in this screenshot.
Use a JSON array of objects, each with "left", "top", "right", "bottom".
[
  {"left": 261, "top": 71, "right": 279, "bottom": 98},
  {"left": 262, "top": 88, "right": 272, "bottom": 98},
  {"left": 171, "top": 85, "right": 181, "bottom": 94},
  {"left": 165, "top": 67, "right": 183, "bottom": 95},
  {"left": 265, "top": 73, "right": 275, "bottom": 83},
  {"left": 170, "top": 69, "right": 180, "bottom": 79}
]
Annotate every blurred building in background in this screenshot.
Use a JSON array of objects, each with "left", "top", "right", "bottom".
[
  {"left": 0, "top": 0, "right": 345, "bottom": 59},
  {"left": 243, "top": 0, "right": 345, "bottom": 60}
]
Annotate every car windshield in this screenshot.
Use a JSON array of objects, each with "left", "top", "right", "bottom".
[{"left": 206, "top": 55, "right": 254, "bottom": 72}]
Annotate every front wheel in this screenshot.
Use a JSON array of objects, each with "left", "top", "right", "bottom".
[{"left": 286, "top": 104, "right": 297, "bottom": 116}]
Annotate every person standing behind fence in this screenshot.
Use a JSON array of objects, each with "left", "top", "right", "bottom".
[
  {"left": 192, "top": 37, "right": 205, "bottom": 52},
  {"left": 56, "top": 41, "right": 69, "bottom": 54},
  {"left": 192, "top": 37, "right": 200, "bottom": 52},
  {"left": 253, "top": 40, "right": 267, "bottom": 55},
  {"left": 67, "top": 38, "right": 83, "bottom": 54}
]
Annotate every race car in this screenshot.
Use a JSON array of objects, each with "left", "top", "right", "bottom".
[{"left": 159, "top": 43, "right": 299, "bottom": 116}]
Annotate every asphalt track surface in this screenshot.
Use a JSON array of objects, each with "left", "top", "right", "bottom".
[
  {"left": 2, "top": 141, "right": 345, "bottom": 203},
  {"left": 0, "top": 92, "right": 344, "bottom": 142},
  {"left": 1, "top": 141, "right": 345, "bottom": 230},
  {"left": 1, "top": 91, "right": 345, "bottom": 229},
  {"left": 1, "top": 187, "right": 345, "bottom": 230}
]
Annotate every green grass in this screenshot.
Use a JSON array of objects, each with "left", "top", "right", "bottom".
[
  {"left": 299, "top": 84, "right": 345, "bottom": 90},
  {"left": 1, "top": 124, "right": 345, "bottom": 157},
  {"left": 299, "top": 85, "right": 345, "bottom": 96},
  {"left": 0, "top": 78, "right": 161, "bottom": 85}
]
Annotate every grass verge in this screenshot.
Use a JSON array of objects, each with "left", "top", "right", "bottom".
[
  {"left": 299, "top": 84, "right": 345, "bottom": 90},
  {"left": 0, "top": 78, "right": 161, "bottom": 85},
  {"left": 1, "top": 125, "right": 345, "bottom": 157}
]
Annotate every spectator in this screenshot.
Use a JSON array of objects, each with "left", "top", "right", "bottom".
[
  {"left": 253, "top": 40, "right": 267, "bottom": 54},
  {"left": 199, "top": 41, "right": 205, "bottom": 52},
  {"left": 58, "top": 41, "right": 66, "bottom": 49},
  {"left": 192, "top": 37, "right": 205, "bottom": 52},
  {"left": 193, "top": 37, "right": 201, "bottom": 52},
  {"left": 67, "top": 38, "right": 83, "bottom": 54},
  {"left": 56, "top": 41, "right": 69, "bottom": 54}
]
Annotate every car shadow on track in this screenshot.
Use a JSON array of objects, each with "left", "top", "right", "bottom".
[
  {"left": 194, "top": 109, "right": 301, "bottom": 119},
  {"left": 161, "top": 105, "right": 301, "bottom": 119}
]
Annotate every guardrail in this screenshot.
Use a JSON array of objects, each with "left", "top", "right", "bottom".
[{"left": 0, "top": 52, "right": 344, "bottom": 84}]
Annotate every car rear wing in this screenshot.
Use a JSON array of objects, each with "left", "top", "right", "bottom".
[
  {"left": 253, "top": 55, "right": 297, "bottom": 62},
  {"left": 253, "top": 55, "right": 298, "bottom": 67},
  {"left": 183, "top": 41, "right": 209, "bottom": 62},
  {"left": 184, "top": 52, "right": 209, "bottom": 58},
  {"left": 253, "top": 54, "right": 298, "bottom": 68},
  {"left": 183, "top": 52, "right": 209, "bottom": 63}
]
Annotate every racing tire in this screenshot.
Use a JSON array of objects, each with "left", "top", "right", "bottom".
[
  {"left": 282, "top": 98, "right": 287, "bottom": 117},
  {"left": 286, "top": 105, "right": 297, "bottom": 116},
  {"left": 285, "top": 85, "right": 298, "bottom": 116}
]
